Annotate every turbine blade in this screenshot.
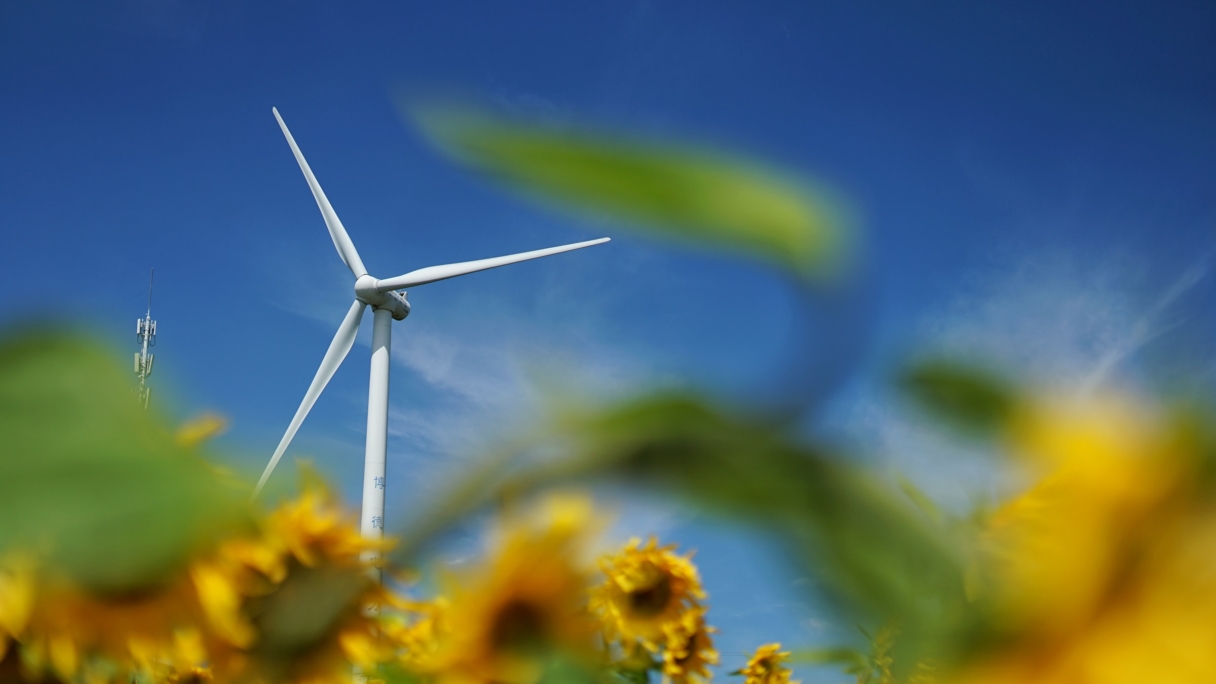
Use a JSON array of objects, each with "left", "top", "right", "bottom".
[
  {"left": 375, "top": 237, "right": 610, "bottom": 292},
  {"left": 253, "top": 300, "right": 367, "bottom": 496},
  {"left": 272, "top": 108, "right": 368, "bottom": 277}
]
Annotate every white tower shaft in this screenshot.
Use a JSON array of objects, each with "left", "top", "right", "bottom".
[{"left": 360, "top": 308, "right": 393, "bottom": 585}]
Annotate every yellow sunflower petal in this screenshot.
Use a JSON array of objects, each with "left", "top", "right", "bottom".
[
  {"left": 591, "top": 536, "right": 706, "bottom": 651},
  {"left": 49, "top": 634, "right": 79, "bottom": 680},
  {"left": 740, "top": 643, "right": 798, "bottom": 684},
  {"left": 420, "top": 494, "right": 600, "bottom": 684},
  {"left": 661, "top": 608, "right": 718, "bottom": 684}
]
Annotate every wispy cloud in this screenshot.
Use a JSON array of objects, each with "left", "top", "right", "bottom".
[
  {"left": 385, "top": 312, "right": 646, "bottom": 487},
  {"left": 922, "top": 250, "right": 1144, "bottom": 388},
  {"left": 390, "top": 327, "right": 538, "bottom": 409},
  {"left": 832, "top": 246, "right": 1215, "bottom": 508},
  {"left": 1080, "top": 250, "right": 1211, "bottom": 394}
]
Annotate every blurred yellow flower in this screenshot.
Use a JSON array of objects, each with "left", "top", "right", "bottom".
[
  {"left": 382, "top": 596, "right": 449, "bottom": 671},
  {"left": 191, "top": 480, "right": 392, "bottom": 684},
  {"left": 660, "top": 607, "right": 717, "bottom": 684},
  {"left": 591, "top": 537, "right": 706, "bottom": 652},
  {"left": 128, "top": 628, "right": 210, "bottom": 683},
  {"left": 1, "top": 543, "right": 216, "bottom": 682},
  {"left": 951, "top": 393, "right": 1216, "bottom": 684},
  {"left": 422, "top": 494, "right": 598, "bottom": 684},
  {"left": 166, "top": 665, "right": 214, "bottom": 683},
  {"left": 740, "top": 643, "right": 797, "bottom": 684},
  {"left": 3, "top": 563, "right": 208, "bottom": 682},
  {"left": 0, "top": 553, "right": 35, "bottom": 663}
]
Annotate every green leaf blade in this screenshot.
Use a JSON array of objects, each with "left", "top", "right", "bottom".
[
  {"left": 410, "top": 103, "right": 853, "bottom": 283},
  {"left": 899, "top": 359, "right": 1019, "bottom": 437},
  {"left": 0, "top": 331, "right": 248, "bottom": 591}
]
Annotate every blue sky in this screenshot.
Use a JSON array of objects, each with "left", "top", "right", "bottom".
[{"left": 2, "top": 1, "right": 1214, "bottom": 678}]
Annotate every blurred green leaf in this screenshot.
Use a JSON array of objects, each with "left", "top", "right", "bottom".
[
  {"left": 900, "top": 360, "right": 1018, "bottom": 437},
  {"left": 896, "top": 475, "right": 942, "bottom": 526},
  {"left": 376, "top": 662, "right": 425, "bottom": 684},
  {"left": 787, "top": 646, "right": 868, "bottom": 669},
  {"left": 536, "top": 656, "right": 608, "bottom": 684},
  {"left": 250, "top": 564, "right": 366, "bottom": 657},
  {"left": 408, "top": 102, "right": 851, "bottom": 283},
  {"left": 546, "top": 395, "right": 966, "bottom": 628},
  {"left": 608, "top": 667, "right": 651, "bottom": 684},
  {"left": 395, "top": 393, "right": 969, "bottom": 666},
  {"left": 0, "top": 331, "right": 247, "bottom": 590}
]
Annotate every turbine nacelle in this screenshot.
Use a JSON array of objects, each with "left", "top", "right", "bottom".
[{"left": 354, "top": 275, "right": 410, "bottom": 320}]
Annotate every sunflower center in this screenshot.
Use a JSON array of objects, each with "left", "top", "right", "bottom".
[
  {"left": 627, "top": 574, "right": 672, "bottom": 617},
  {"left": 491, "top": 599, "right": 549, "bottom": 653}
]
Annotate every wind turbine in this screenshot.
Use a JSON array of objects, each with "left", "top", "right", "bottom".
[{"left": 254, "top": 108, "right": 609, "bottom": 576}]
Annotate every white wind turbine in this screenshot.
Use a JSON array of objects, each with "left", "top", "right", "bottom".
[{"left": 254, "top": 108, "right": 609, "bottom": 575}]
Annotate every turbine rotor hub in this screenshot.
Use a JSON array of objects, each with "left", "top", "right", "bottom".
[{"left": 354, "top": 275, "right": 410, "bottom": 320}]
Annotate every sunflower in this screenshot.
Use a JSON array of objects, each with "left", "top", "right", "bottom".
[
  {"left": 980, "top": 396, "right": 1185, "bottom": 638},
  {"left": 738, "top": 644, "right": 797, "bottom": 684},
  {"left": 0, "top": 551, "right": 209, "bottom": 683},
  {"left": 421, "top": 494, "right": 599, "bottom": 684},
  {"left": 591, "top": 537, "right": 706, "bottom": 652},
  {"left": 947, "top": 394, "right": 1216, "bottom": 683},
  {"left": 660, "top": 607, "right": 717, "bottom": 684},
  {"left": 381, "top": 595, "right": 448, "bottom": 671},
  {"left": 191, "top": 480, "right": 393, "bottom": 684}
]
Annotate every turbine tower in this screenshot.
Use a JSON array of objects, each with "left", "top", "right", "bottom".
[
  {"left": 254, "top": 108, "right": 609, "bottom": 579},
  {"left": 135, "top": 269, "right": 156, "bottom": 409}
]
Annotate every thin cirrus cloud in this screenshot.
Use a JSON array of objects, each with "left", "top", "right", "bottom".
[
  {"left": 263, "top": 236, "right": 647, "bottom": 467},
  {"left": 831, "top": 246, "right": 1215, "bottom": 510},
  {"left": 920, "top": 248, "right": 1213, "bottom": 394}
]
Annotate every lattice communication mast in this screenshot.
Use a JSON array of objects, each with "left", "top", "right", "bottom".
[{"left": 135, "top": 269, "right": 157, "bottom": 409}]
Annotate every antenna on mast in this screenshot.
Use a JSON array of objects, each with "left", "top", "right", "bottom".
[{"left": 135, "top": 268, "right": 157, "bottom": 409}]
